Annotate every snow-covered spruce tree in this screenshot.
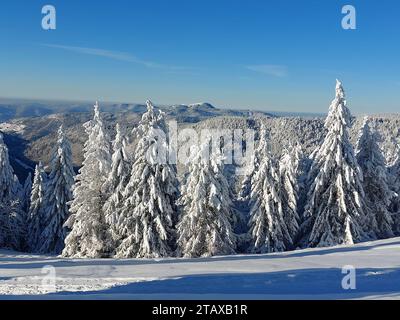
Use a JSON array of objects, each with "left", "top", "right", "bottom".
[
  {"left": 302, "top": 80, "right": 366, "bottom": 248},
  {"left": 238, "top": 129, "right": 262, "bottom": 202},
  {"left": 0, "top": 202, "right": 10, "bottom": 248},
  {"left": 102, "top": 123, "right": 131, "bottom": 243},
  {"left": 37, "top": 126, "right": 75, "bottom": 254},
  {"left": 27, "top": 162, "right": 47, "bottom": 252},
  {"left": 356, "top": 117, "right": 395, "bottom": 239},
  {"left": 0, "top": 132, "right": 21, "bottom": 203},
  {"left": 278, "top": 143, "right": 304, "bottom": 245},
  {"left": 0, "top": 200, "right": 25, "bottom": 249},
  {"left": 238, "top": 125, "right": 270, "bottom": 203},
  {"left": 21, "top": 173, "right": 32, "bottom": 212},
  {"left": 247, "top": 130, "right": 291, "bottom": 253},
  {"left": 62, "top": 102, "right": 112, "bottom": 258},
  {"left": 0, "top": 132, "right": 24, "bottom": 250},
  {"left": 177, "top": 143, "right": 236, "bottom": 257},
  {"left": 113, "top": 100, "right": 179, "bottom": 258},
  {"left": 388, "top": 148, "right": 400, "bottom": 234},
  {"left": 237, "top": 157, "right": 255, "bottom": 203},
  {"left": 237, "top": 125, "right": 274, "bottom": 249}
]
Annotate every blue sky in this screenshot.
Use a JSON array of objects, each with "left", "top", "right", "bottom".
[{"left": 0, "top": 0, "right": 399, "bottom": 114}]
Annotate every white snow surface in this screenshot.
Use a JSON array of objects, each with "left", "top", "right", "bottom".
[
  {"left": 0, "top": 237, "right": 399, "bottom": 300},
  {"left": 0, "top": 122, "right": 25, "bottom": 134}
]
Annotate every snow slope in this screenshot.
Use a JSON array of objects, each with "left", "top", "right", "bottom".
[{"left": 0, "top": 237, "right": 400, "bottom": 300}]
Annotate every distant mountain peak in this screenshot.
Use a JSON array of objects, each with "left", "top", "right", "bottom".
[{"left": 188, "top": 102, "right": 216, "bottom": 109}]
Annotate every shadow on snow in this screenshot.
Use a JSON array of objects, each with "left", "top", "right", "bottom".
[
  {"left": 1, "top": 239, "right": 400, "bottom": 270},
  {"left": 45, "top": 267, "right": 400, "bottom": 299}
]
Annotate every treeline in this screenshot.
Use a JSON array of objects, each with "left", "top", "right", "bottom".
[{"left": 0, "top": 80, "right": 399, "bottom": 258}]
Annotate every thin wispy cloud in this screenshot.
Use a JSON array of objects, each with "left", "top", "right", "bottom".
[
  {"left": 246, "top": 64, "right": 288, "bottom": 77},
  {"left": 41, "top": 44, "right": 188, "bottom": 71}
]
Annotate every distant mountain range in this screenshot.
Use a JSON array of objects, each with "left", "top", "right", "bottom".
[
  {"left": 0, "top": 98, "right": 325, "bottom": 122},
  {"left": 3, "top": 97, "right": 396, "bottom": 184}
]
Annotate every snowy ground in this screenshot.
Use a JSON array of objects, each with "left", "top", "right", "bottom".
[
  {"left": 0, "top": 122, "right": 25, "bottom": 134},
  {"left": 1, "top": 238, "right": 400, "bottom": 300}
]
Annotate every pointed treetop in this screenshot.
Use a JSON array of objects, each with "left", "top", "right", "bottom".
[
  {"left": 335, "top": 79, "right": 345, "bottom": 100},
  {"left": 358, "top": 116, "right": 371, "bottom": 139},
  {"left": 138, "top": 99, "right": 166, "bottom": 131},
  {"left": 258, "top": 125, "right": 269, "bottom": 152},
  {"left": 146, "top": 99, "right": 154, "bottom": 112},
  {"left": 357, "top": 116, "right": 382, "bottom": 155},
  {"left": 258, "top": 123, "right": 268, "bottom": 141},
  {"left": 325, "top": 79, "right": 352, "bottom": 129},
  {"left": 57, "top": 124, "right": 67, "bottom": 146},
  {"left": 115, "top": 123, "right": 121, "bottom": 135},
  {"left": 58, "top": 124, "right": 64, "bottom": 136},
  {"left": 362, "top": 115, "right": 370, "bottom": 126},
  {"left": 113, "top": 123, "right": 125, "bottom": 150},
  {"left": 94, "top": 101, "right": 100, "bottom": 118},
  {"left": 36, "top": 161, "right": 44, "bottom": 171},
  {"left": 143, "top": 99, "right": 157, "bottom": 120}
]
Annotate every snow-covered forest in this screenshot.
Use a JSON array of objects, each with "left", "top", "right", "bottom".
[{"left": 0, "top": 80, "right": 399, "bottom": 258}]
